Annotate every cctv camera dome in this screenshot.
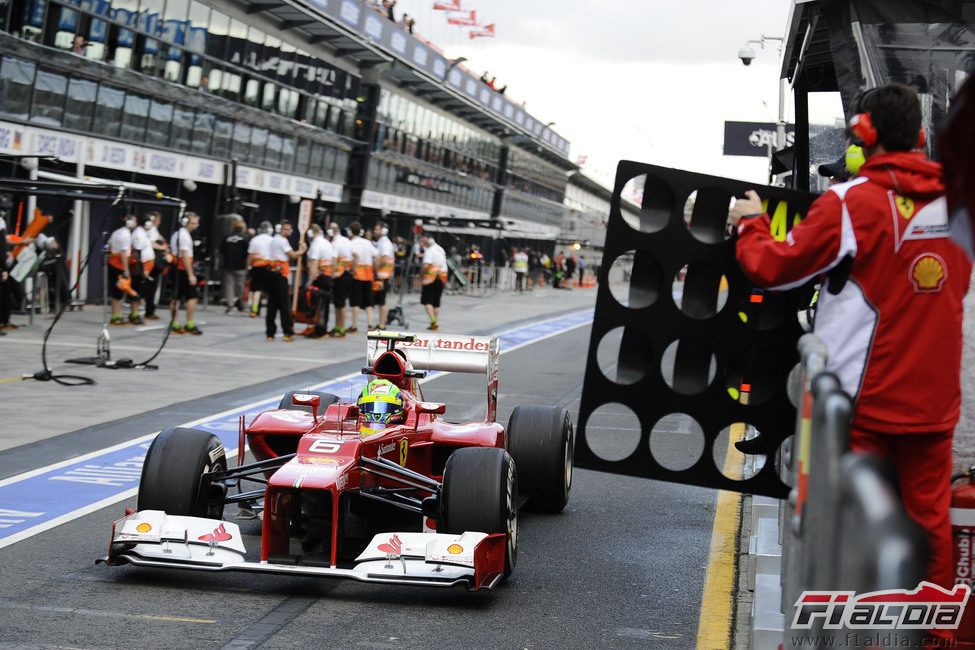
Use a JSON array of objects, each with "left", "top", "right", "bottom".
[{"left": 738, "top": 47, "right": 756, "bottom": 65}]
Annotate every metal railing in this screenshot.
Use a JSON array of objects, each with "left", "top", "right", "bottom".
[{"left": 775, "top": 334, "right": 927, "bottom": 648}]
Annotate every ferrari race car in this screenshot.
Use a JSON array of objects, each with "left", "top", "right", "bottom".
[{"left": 99, "top": 331, "right": 574, "bottom": 590}]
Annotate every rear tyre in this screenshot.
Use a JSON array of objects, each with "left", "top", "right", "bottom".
[
  {"left": 440, "top": 447, "right": 518, "bottom": 575},
  {"left": 137, "top": 427, "right": 227, "bottom": 519},
  {"left": 277, "top": 390, "right": 341, "bottom": 414},
  {"left": 506, "top": 406, "right": 574, "bottom": 513}
]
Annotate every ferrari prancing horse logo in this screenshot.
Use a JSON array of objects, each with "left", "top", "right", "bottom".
[
  {"left": 895, "top": 195, "right": 916, "bottom": 220},
  {"left": 398, "top": 439, "right": 409, "bottom": 466}
]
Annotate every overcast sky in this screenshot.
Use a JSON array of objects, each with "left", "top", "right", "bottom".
[{"left": 390, "top": 0, "right": 845, "bottom": 188}]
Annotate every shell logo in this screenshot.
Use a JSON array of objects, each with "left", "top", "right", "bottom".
[
  {"left": 447, "top": 543, "right": 464, "bottom": 555},
  {"left": 910, "top": 253, "right": 947, "bottom": 293},
  {"left": 136, "top": 523, "right": 152, "bottom": 533}
]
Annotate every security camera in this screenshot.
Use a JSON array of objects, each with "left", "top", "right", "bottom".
[{"left": 738, "top": 47, "right": 756, "bottom": 66}]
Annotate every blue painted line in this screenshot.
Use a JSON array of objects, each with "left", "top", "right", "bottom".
[{"left": 0, "top": 310, "right": 592, "bottom": 548}]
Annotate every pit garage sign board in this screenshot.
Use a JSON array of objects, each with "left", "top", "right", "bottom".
[{"left": 298, "top": 199, "right": 313, "bottom": 232}]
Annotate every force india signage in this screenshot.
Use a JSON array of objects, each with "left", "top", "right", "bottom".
[{"left": 0, "top": 120, "right": 342, "bottom": 201}]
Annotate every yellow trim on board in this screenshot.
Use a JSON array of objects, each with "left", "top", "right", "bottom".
[{"left": 696, "top": 422, "right": 745, "bottom": 650}]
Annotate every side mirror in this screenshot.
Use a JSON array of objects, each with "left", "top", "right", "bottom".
[
  {"left": 416, "top": 402, "right": 446, "bottom": 415},
  {"left": 291, "top": 393, "right": 321, "bottom": 423}
]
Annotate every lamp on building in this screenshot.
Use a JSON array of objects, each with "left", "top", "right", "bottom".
[
  {"left": 445, "top": 57, "right": 467, "bottom": 76},
  {"left": 20, "top": 156, "right": 38, "bottom": 172},
  {"left": 182, "top": 179, "right": 198, "bottom": 192},
  {"left": 289, "top": 194, "right": 301, "bottom": 204}
]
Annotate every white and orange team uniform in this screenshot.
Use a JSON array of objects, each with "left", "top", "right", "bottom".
[
  {"left": 131, "top": 224, "right": 155, "bottom": 273},
  {"left": 373, "top": 234, "right": 395, "bottom": 289},
  {"left": 736, "top": 150, "right": 971, "bottom": 593},
  {"left": 331, "top": 232, "right": 352, "bottom": 278},
  {"left": 247, "top": 231, "right": 272, "bottom": 269},
  {"left": 268, "top": 233, "right": 294, "bottom": 278},
  {"left": 306, "top": 234, "right": 335, "bottom": 277},
  {"left": 350, "top": 236, "right": 376, "bottom": 282},
  {"left": 421, "top": 241, "right": 448, "bottom": 285},
  {"left": 169, "top": 226, "right": 194, "bottom": 270},
  {"left": 108, "top": 226, "right": 132, "bottom": 271}
]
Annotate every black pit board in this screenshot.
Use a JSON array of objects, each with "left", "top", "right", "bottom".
[{"left": 576, "top": 160, "right": 817, "bottom": 498}]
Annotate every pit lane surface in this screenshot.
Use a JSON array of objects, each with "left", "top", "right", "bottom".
[{"left": 0, "top": 324, "right": 716, "bottom": 649}]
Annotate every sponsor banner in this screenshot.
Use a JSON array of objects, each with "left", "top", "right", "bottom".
[
  {"left": 0, "top": 121, "right": 341, "bottom": 197},
  {"left": 499, "top": 216, "right": 560, "bottom": 240},
  {"left": 723, "top": 120, "right": 797, "bottom": 157},
  {"left": 360, "top": 189, "right": 488, "bottom": 221}
]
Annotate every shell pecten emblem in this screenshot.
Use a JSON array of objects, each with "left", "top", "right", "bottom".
[
  {"left": 910, "top": 253, "right": 947, "bottom": 293},
  {"left": 447, "top": 543, "right": 463, "bottom": 554},
  {"left": 136, "top": 523, "right": 152, "bottom": 533}
]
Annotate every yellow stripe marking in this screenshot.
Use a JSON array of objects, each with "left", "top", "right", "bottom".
[
  {"left": 0, "top": 599, "right": 216, "bottom": 623},
  {"left": 0, "top": 376, "right": 25, "bottom": 384},
  {"left": 696, "top": 421, "right": 745, "bottom": 650}
]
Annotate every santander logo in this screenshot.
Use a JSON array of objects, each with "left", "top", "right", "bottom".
[
  {"left": 198, "top": 523, "right": 232, "bottom": 542},
  {"left": 378, "top": 534, "right": 403, "bottom": 554}
]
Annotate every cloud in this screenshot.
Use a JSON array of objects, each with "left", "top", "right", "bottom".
[{"left": 467, "top": 0, "right": 791, "bottom": 64}]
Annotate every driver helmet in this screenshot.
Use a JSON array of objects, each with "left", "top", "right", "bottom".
[{"left": 358, "top": 379, "right": 405, "bottom": 435}]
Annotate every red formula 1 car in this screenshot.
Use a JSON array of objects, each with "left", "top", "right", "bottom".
[{"left": 99, "top": 331, "right": 574, "bottom": 590}]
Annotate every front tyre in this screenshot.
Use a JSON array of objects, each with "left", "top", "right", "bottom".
[
  {"left": 506, "top": 406, "right": 574, "bottom": 513},
  {"left": 137, "top": 427, "right": 227, "bottom": 519},
  {"left": 440, "top": 447, "right": 518, "bottom": 576}
]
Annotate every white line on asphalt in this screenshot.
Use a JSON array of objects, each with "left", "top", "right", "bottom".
[
  {"left": 0, "top": 313, "right": 592, "bottom": 548},
  {"left": 10, "top": 338, "right": 354, "bottom": 363}
]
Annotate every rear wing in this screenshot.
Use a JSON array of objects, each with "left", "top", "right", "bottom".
[{"left": 366, "top": 331, "right": 500, "bottom": 422}]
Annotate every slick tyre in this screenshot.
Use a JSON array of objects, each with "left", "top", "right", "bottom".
[
  {"left": 277, "top": 390, "right": 341, "bottom": 414},
  {"left": 137, "top": 427, "right": 227, "bottom": 519},
  {"left": 506, "top": 405, "right": 574, "bottom": 513},
  {"left": 440, "top": 447, "right": 518, "bottom": 576}
]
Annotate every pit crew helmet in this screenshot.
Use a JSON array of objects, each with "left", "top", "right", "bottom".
[{"left": 358, "top": 379, "right": 405, "bottom": 434}]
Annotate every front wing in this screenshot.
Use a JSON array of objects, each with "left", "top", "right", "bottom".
[{"left": 97, "top": 510, "right": 506, "bottom": 590}]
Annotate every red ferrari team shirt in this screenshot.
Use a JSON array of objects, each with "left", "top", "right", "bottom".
[{"left": 736, "top": 151, "right": 971, "bottom": 434}]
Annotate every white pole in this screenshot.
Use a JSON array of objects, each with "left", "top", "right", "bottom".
[
  {"left": 24, "top": 160, "right": 37, "bottom": 228},
  {"left": 68, "top": 147, "right": 85, "bottom": 301}
]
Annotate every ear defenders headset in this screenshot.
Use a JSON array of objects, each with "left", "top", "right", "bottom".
[
  {"left": 124, "top": 215, "right": 137, "bottom": 228},
  {"left": 179, "top": 212, "right": 190, "bottom": 227},
  {"left": 849, "top": 88, "right": 926, "bottom": 149},
  {"left": 381, "top": 226, "right": 389, "bottom": 237},
  {"left": 274, "top": 223, "right": 282, "bottom": 234}
]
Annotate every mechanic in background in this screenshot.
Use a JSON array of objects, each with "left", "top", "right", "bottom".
[
  {"left": 169, "top": 212, "right": 202, "bottom": 335},
  {"left": 513, "top": 248, "right": 528, "bottom": 293},
  {"left": 141, "top": 211, "right": 167, "bottom": 320},
  {"left": 129, "top": 215, "right": 156, "bottom": 324},
  {"left": 328, "top": 222, "right": 352, "bottom": 337},
  {"left": 419, "top": 233, "right": 446, "bottom": 331},
  {"left": 729, "top": 83, "right": 969, "bottom": 645},
  {"left": 264, "top": 220, "right": 306, "bottom": 342},
  {"left": 220, "top": 218, "right": 249, "bottom": 314},
  {"left": 372, "top": 221, "right": 395, "bottom": 329},
  {"left": 107, "top": 214, "right": 139, "bottom": 326},
  {"left": 246, "top": 221, "right": 273, "bottom": 319},
  {"left": 347, "top": 222, "right": 376, "bottom": 333},
  {"left": 303, "top": 223, "right": 335, "bottom": 339}
]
